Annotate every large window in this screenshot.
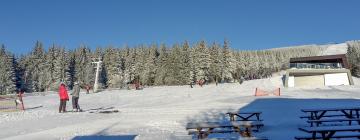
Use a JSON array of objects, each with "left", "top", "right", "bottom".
[{"left": 289, "top": 63, "right": 343, "bottom": 69}]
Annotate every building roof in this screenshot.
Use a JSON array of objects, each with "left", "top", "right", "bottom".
[{"left": 290, "top": 54, "right": 349, "bottom": 68}]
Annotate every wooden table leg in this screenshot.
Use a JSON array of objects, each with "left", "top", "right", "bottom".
[
  {"left": 312, "top": 132, "right": 316, "bottom": 140},
  {"left": 256, "top": 113, "right": 260, "bottom": 121},
  {"left": 243, "top": 126, "right": 252, "bottom": 137},
  {"left": 196, "top": 128, "right": 202, "bottom": 139},
  {"left": 230, "top": 114, "right": 235, "bottom": 121}
]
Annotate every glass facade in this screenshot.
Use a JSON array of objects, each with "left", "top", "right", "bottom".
[{"left": 289, "top": 63, "right": 343, "bottom": 69}]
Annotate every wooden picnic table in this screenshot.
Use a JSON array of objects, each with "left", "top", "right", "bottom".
[
  {"left": 226, "top": 111, "right": 262, "bottom": 121},
  {"left": 186, "top": 121, "right": 264, "bottom": 139},
  {"left": 301, "top": 107, "right": 360, "bottom": 120},
  {"left": 298, "top": 125, "right": 360, "bottom": 140}
]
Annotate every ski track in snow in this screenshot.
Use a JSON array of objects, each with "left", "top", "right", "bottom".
[{"left": 1, "top": 75, "right": 360, "bottom": 140}]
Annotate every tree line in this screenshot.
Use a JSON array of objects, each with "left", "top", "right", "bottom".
[
  {"left": 0, "top": 40, "right": 324, "bottom": 94},
  {"left": 347, "top": 40, "right": 360, "bottom": 77}
]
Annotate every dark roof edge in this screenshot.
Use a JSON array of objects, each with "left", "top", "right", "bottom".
[{"left": 290, "top": 54, "right": 347, "bottom": 62}]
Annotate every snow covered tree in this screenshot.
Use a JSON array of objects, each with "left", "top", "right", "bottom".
[
  {"left": 189, "top": 47, "right": 196, "bottom": 84},
  {"left": 123, "top": 47, "right": 136, "bottom": 84},
  {"left": 74, "top": 46, "right": 94, "bottom": 86},
  {"left": 103, "top": 47, "right": 123, "bottom": 88},
  {"left": 53, "top": 47, "right": 68, "bottom": 89},
  {"left": 209, "top": 42, "right": 223, "bottom": 85},
  {"left": 66, "top": 51, "right": 76, "bottom": 89},
  {"left": 0, "top": 39, "right": 329, "bottom": 91},
  {"left": 193, "top": 41, "right": 211, "bottom": 82},
  {"left": 164, "top": 44, "right": 183, "bottom": 85},
  {"left": 0, "top": 45, "right": 17, "bottom": 94},
  {"left": 222, "top": 40, "right": 236, "bottom": 82},
  {"left": 347, "top": 40, "right": 360, "bottom": 77},
  {"left": 179, "top": 41, "right": 191, "bottom": 85},
  {"left": 154, "top": 44, "right": 168, "bottom": 85},
  {"left": 134, "top": 46, "right": 147, "bottom": 85},
  {"left": 142, "top": 45, "right": 158, "bottom": 86},
  {"left": 23, "top": 41, "right": 47, "bottom": 92}
]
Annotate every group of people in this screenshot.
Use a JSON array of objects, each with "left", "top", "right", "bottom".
[{"left": 58, "top": 82, "right": 82, "bottom": 113}]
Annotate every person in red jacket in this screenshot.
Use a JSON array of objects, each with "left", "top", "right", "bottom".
[{"left": 58, "top": 82, "right": 69, "bottom": 113}]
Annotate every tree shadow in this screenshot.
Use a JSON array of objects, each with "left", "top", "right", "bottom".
[
  {"left": 185, "top": 97, "right": 360, "bottom": 139},
  {"left": 72, "top": 121, "right": 137, "bottom": 140},
  {"left": 72, "top": 135, "right": 137, "bottom": 140},
  {"left": 25, "top": 105, "right": 43, "bottom": 110}
]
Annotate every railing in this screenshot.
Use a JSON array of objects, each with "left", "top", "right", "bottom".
[{"left": 289, "top": 63, "right": 343, "bottom": 69}]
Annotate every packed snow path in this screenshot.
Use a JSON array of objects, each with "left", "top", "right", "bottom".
[{"left": 1, "top": 76, "right": 360, "bottom": 140}]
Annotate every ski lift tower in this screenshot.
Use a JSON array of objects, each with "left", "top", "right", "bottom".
[{"left": 91, "top": 57, "right": 102, "bottom": 93}]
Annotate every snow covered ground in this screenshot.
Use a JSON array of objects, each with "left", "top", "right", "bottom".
[
  {"left": 319, "top": 43, "right": 348, "bottom": 55},
  {"left": 1, "top": 73, "right": 360, "bottom": 140}
]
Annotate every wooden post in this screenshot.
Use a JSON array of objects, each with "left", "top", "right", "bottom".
[{"left": 255, "top": 88, "right": 258, "bottom": 96}]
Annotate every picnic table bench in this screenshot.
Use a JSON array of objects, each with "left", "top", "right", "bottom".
[
  {"left": 186, "top": 121, "right": 264, "bottom": 139},
  {"left": 307, "top": 118, "right": 360, "bottom": 127},
  {"left": 301, "top": 107, "right": 360, "bottom": 120},
  {"left": 297, "top": 125, "right": 360, "bottom": 140},
  {"left": 226, "top": 111, "right": 262, "bottom": 121}
]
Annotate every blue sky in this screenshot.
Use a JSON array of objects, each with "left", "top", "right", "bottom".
[{"left": 1, "top": 0, "right": 360, "bottom": 54}]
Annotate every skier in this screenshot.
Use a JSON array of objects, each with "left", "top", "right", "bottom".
[
  {"left": 71, "top": 82, "right": 81, "bottom": 112},
  {"left": 15, "top": 89, "right": 24, "bottom": 110},
  {"left": 239, "top": 76, "right": 245, "bottom": 84},
  {"left": 85, "top": 85, "right": 91, "bottom": 94},
  {"left": 58, "top": 82, "right": 69, "bottom": 113}
]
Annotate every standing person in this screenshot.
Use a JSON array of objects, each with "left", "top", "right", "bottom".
[
  {"left": 85, "top": 85, "right": 90, "bottom": 94},
  {"left": 58, "top": 82, "right": 69, "bottom": 113},
  {"left": 71, "top": 82, "right": 81, "bottom": 112}
]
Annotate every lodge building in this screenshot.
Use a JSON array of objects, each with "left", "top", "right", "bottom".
[{"left": 285, "top": 54, "right": 354, "bottom": 87}]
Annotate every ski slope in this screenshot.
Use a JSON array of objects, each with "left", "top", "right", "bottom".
[
  {"left": 1, "top": 73, "right": 360, "bottom": 140},
  {"left": 319, "top": 43, "right": 348, "bottom": 55}
]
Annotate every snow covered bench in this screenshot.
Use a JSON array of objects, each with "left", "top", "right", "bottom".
[
  {"left": 186, "top": 121, "right": 264, "bottom": 139},
  {"left": 297, "top": 125, "right": 360, "bottom": 140},
  {"left": 307, "top": 118, "right": 360, "bottom": 127}
]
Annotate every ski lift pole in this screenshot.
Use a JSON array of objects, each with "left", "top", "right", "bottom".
[{"left": 92, "top": 58, "right": 102, "bottom": 93}]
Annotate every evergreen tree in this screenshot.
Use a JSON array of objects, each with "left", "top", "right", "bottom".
[
  {"left": 66, "top": 51, "right": 76, "bottom": 89},
  {"left": 103, "top": 47, "right": 123, "bottom": 88},
  {"left": 24, "top": 41, "right": 47, "bottom": 92},
  {"left": 209, "top": 42, "right": 222, "bottom": 85},
  {"left": 193, "top": 41, "right": 211, "bottom": 82},
  {"left": 74, "top": 46, "right": 94, "bottom": 86},
  {"left": 347, "top": 41, "right": 360, "bottom": 77},
  {"left": 53, "top": 47, "right": 68, "bottom": 89},
  {"left": 222, "top": 40, "right": 236, "bottom": 82},
  {"left": 154, "top": 44, "right": 168, "bottom": 85},
  {"left": 189, "top": 47, "right": 196, "bottom": 84},
  {"left": 0, "top": 45, "right": 17, "bottom": 94},
  {"left": 142, "top": 45, "right": 158, "bottom": 86},
  {"left": 164, "top": 44, "right": 183, "bottom": 85},
  {"left": 124, "top": 47, "right": 136, "bottom": 84},
  {"left": 180, "top": 41, "right": 191, "bottom": 85},
  {"left": 44, "top": 45, "right": 57, "bottom": 90}
]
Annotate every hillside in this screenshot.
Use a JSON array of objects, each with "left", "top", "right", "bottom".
[
  {"left": 319, "top": 43, "right": 348, "bottom": 55},
  {"left": 1, "top": 74, "right": 360, "bottom": 140},
  {"left": 1, "top": 41, "right": 359, "bottom": 140}
]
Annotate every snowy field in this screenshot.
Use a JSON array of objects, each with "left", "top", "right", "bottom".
[{"left": 1, "top": 72, "right": 360, "bottom": 140}]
